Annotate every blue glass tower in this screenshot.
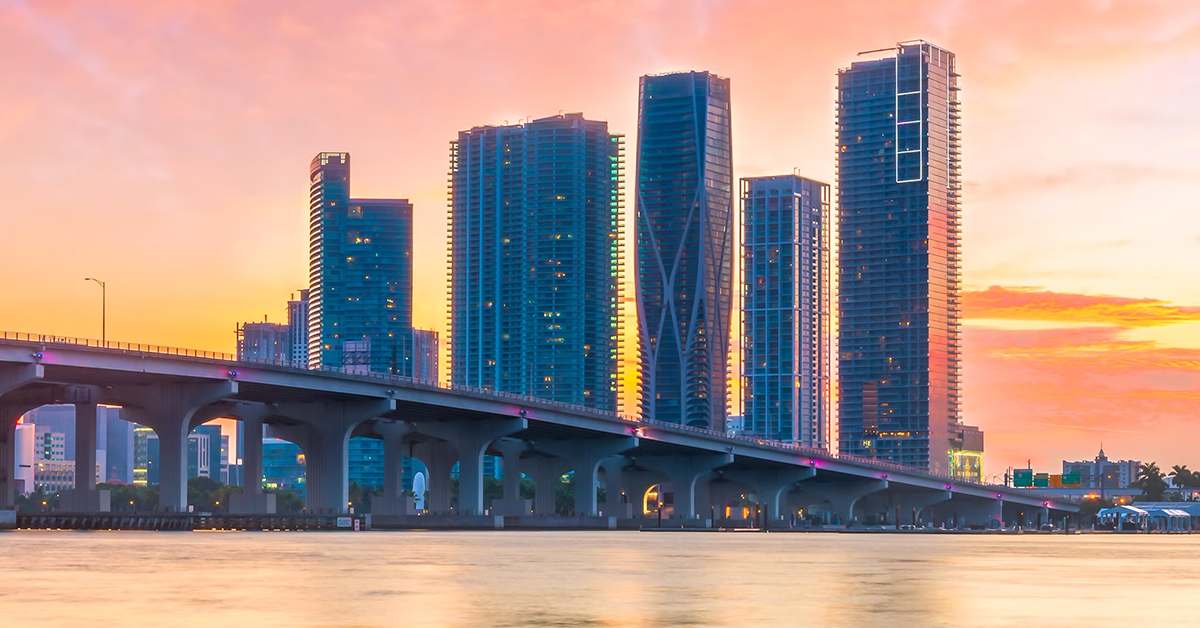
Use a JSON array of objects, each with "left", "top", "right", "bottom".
[
  {"left": 635, "top": 71, "right": 733, "bottom": 429},
  {"left": 307, "top": 153, "right": 414, "bottom": 375},
  {"left": 741, "top": 175, "right": 831, "bottom": 448},
  {"left": 837, "top": 42, "right": 967, "bottom": 474},
  {"left": 449, "top": 113, "right": 623, "bottom": 411}
]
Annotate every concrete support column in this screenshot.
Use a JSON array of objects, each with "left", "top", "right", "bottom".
[
  {"left": 723, "top": 467, "right": 816, "bottom": 523},
  {"left": 525, "top": 456, "right": 571, "bottom": 516},
  {"left": 639, "top": 453, "right": 733, "bottom": 521},
  {"left": 805, "top": 479, "right": 889, "bottom": 526},
  {"left": 357, "top": 421, "right": 412, "bottom": 516},
  {"left": 598, "top": 456, "right": 629, "bottom": 518},
  {"left": 59, "top": 402, "right": 110, "bottom": 513},
  {"left": 74, "top": 403, "right": 98, "bottom": 491},
  {"left": 156, "top": 416, "right": 189, "bottom": 513},
  {"left": 227, "top": 409, "right": 275, "bottom": 515},
  {"left": 274, "top": 399, "right": 393, "bottom": 514},
  {"left": 414, "top": 440, "right": 457, "bottom": 514},
  {"left": 114, "top": 382, "right": 237, "bottom": 512},
  {"left": 0, "top": 405, "right": 32, "bottom": 511},
  {"left": 414, "top": 418, "right": 526, "bottom": 516},
  {"left": 892, "top": 490, "right": 953, "bottom": 527},
  {"left": 0, "top": 364, "right": 43, "bottom": 512},
  {"left": 242, "top": 414, "right": 263, "bottom": 495},
  {"left": 489, "top": 438, "right": 531, "bottom": 516},
  {"left": 621, "top": 466, "right": 666, "bottom": 518},
  {"left": 536, "top": 437, "right": 637, "bottom": 517},
  {"left": 955, "top": 497, "right": 1003, "bottom": 528}
]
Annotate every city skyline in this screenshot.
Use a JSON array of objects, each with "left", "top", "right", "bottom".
[{"left": 3, "top": 1, "right": 1200, "bottom": 472}]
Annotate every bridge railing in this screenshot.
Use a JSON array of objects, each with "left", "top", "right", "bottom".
[
  {"left": 3, "top": 331, "right": 1038, "bottom": 498},
  {"left": 0, "top": 332, "right": 238, "bottom": 361}
]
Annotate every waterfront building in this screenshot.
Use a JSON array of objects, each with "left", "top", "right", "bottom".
[
  {"left": 307, "top": 152, "right": 414, "bottom": 376},
  {"left": 13, "top": 421, "right": 34, "bottom": 494},
  {"left": 237, "top": 320, "right": 289, "bottom": 364},
  {"left": 288, "top": 289, "right": 310, "bottom": 366},
  {"left": 33, "top": 425, "right": 66, "bottom": 461},
  {"left": 740, "top": 174, "right": 832, "bottom": 448},
  {"left": 635, "top": 71, "right": 733, "bottom": 429},
  {"left": 836, "top": 41, "right": 982, "bottom": 475},
  {"left": 412, "top": 328, "right": 438, "bottom": 384},
  {"left": 133, "top": 425, "right": 155, "bottom": 485},
  {"left": 263, "top": 437, "right": 306, "bottom": 497},
  {"left": 1063, "top": 448, "right": 1140, "bottom": 490},
  {"left": 189, "top": 424, "right": 224, "bottom": 480},
  {"left": 449, "top": 113, "right": 622, "bottom": 411},
  {"left": 348, "top": 437, "right": 385, "bottom": 489}
]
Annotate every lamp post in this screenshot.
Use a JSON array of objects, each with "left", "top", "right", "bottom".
[{"left": 84, "top": 277, "right": 106, "bottom": 344}]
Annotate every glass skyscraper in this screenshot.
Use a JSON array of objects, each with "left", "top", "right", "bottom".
[
  {"left": 448, "top": 113, "right": 623, "bottom": 411},
  {"left": 837, "top": 41, "right": 976, "bottom": 475},
  {"left": 635, "top": 71, "right": 733, "bottom": 429},
  {"left": 741, "top": 175, "right": 831, "bottom": 448},
  {"left": 307, "top": 152, "right": 414, "bottom": 375}
]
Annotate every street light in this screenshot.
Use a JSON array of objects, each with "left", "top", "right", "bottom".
[{"left": 84, "top": 277, "right": 106, "bottom": 344}]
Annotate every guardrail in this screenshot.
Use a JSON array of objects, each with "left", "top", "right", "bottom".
[{"left": 2, "top": 331, "right": 1052, "bottom": 500}]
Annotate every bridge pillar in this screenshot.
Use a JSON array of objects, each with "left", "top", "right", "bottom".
[
  {"left": 413, "top": 440, "right": 457, "bottom": 514},
  {"left": 491, "top": 438, "right": 531, "bottom": 516},
  {"left": 223, "top": 404, "right": 275, "bottom": 514},
  {"left": 522, "top": 454, "right": 572, "bottom": 516},
  {"left": 0, "top": 364, "right": 43, "bottom": 511},
  {"left": 638, "top": 453, "right": 733, "bottom": 522},
  {"left": 621, "top": 466, "right": 665, "bottom": 519},
  {"left": 117, "top": 382, "right": 238, "bottom": 512},
  {"left": 722, "top": 467, "right": 816, "bottom": 525},
  {"left": 598, "top": 456, "right": 631, "bottom": 518},
  {"left": 953, "top": 496, "right": 1003, "bottom": 529},
  {"left": 413, "top": 417, "right": 526, "bottom": 516},
  {"left": 59, "top": 403, "right": 110, "bottom": 513},
  {"left": 804, "top": 479, "right": 889, "bottom": 526},
  {"left": 275, "top": 399, "right": 394, "bottom": 514},
  {"left": 368, "top": 421, "right": 414, "bottom": 516},
  {"left": 888, "top": 490, "right": 952, "bottom": 527},
  {"left": 535, "top": 437, "right": 637, "bottom": 517}
]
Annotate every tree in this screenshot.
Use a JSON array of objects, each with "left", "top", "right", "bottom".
[
  {"left": 1132, "top": 461, "right": 1168, "bottom": 501},
  {"left": 1170, "top": 464, "right": 1200, "bottom": 494}
]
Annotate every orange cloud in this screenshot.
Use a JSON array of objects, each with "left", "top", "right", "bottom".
[
  {"left": 963, "top": 286, "right": 1200, "bottom": 327},
  {"left": 963, "top": 324, "right": 1200, "bottom": 471}
]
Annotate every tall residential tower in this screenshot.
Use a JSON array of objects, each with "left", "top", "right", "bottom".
[
  {"left": 448, "top": 113, "right": 623, "bottom": 411},
  {"left": 307, "top": 152, "right": 414, "bottom": 375},
  {"left": 741, "top": 175, "right": 832, "bottom": 448},
  {"left": 836, "top": 42, "right": 981, "bottom": 478},
  {"left": 635, "top": 71, "right": 733, "bottom": 429}
]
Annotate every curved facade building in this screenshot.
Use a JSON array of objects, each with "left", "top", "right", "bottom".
[{"left": 635, "top": 71, "right": 733, "bottom": 429}]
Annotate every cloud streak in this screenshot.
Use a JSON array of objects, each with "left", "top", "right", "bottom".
[{"left": 964, "top": 286, "right": 1200, "bottom": 327}]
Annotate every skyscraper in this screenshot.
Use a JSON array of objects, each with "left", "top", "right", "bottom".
[
  {"left": 307, "top": 153, "right": 414, "bottom": 375},
  {"left": 412, "top": 328, "right": 439, "bottom": 384},
  {"left": 237, "top": 320, "right": 289, "bottom": 363},
  {"left": 635, "top": 71, "right": 733, "bottom": 429},
  {"left": 449, "top": 113, "right": 623, "bottom": 411},
  {"left": 741, "top": 175, "right": 832, "bottom": 448},
  {"left": 288, "top": 289, "right": 310, "bottom": 366},
  {"left": 836, "top": 41, "right": 978, "bottom": 476}
]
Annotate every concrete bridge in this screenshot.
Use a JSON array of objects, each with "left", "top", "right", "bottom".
[{"left": 0, "top": 332, "right": 1076, "bottom": 529}]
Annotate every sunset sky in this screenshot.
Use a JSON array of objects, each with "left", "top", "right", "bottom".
[{"left": 2, "top": 0, "right": 1198, "bottom": 474}]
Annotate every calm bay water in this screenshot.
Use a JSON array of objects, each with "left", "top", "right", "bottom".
[{"left": 2, "top": 530, "right": 1198, "bottom": 627}]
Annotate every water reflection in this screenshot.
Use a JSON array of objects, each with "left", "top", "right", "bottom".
[{"left": 2, "top": 531, "right": 1198, "bottom": 627}]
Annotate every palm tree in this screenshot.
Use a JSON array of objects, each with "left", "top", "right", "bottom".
[
  {"left": 1170, "top": 464, "right": 1199, "bottom": 499},
  {"left": 1133, "top": 462, "right": 1168, "bottom": 501}
]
